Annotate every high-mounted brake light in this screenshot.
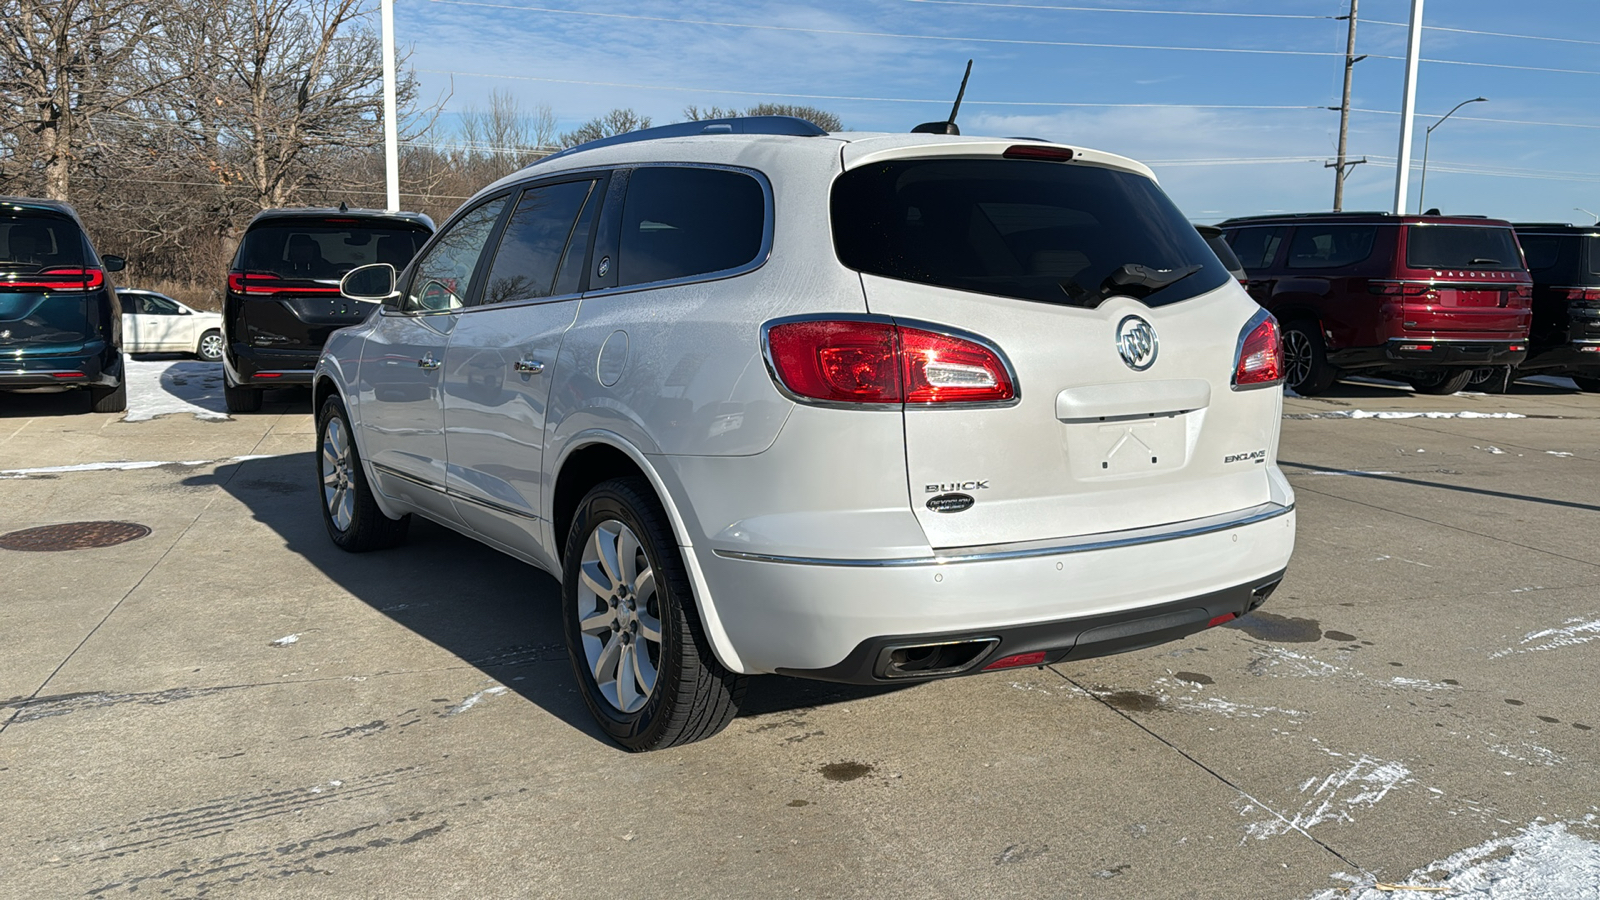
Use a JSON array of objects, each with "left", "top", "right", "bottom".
[
  {"left": 765, "top": 319, "right": 1015, "bottom": 406},
  {"left": 1, "top": 267, "right": 102, "bottom": 291},
  {"left": 1232, "top": 313, "right": 1282, "bottom": 390},
  {"left": 1002, "top": 144, "right": 1075, "bottom": 162}
]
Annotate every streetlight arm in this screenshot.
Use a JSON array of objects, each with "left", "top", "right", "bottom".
[
  {"left": 1417, "top": 96, "right": 1486, "bottom": 214},
  {"left": 1426, "top": 96, "right": 1487, "bottom": 135}
]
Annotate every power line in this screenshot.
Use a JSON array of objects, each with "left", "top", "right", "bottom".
[
  {"left": 1363, "top": 19, "right": 1600, "bottom": 47},
  {"left": 901, "top": 0, "right": 1336, "bottom": 20}
]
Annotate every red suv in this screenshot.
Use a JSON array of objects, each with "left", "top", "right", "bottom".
[{"left": 1219, "top": 213, "right": 1531, "bottom": 395}]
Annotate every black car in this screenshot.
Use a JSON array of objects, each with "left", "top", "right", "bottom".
[
  {"left": 1510, "top": 223, "right": 1600, "bottom": 392},
  {"left": 1197, "top": 224, "right": 1247, "bottom": 283},
  {"left": 0, "top": 197, "right": 128, "bottom": 412},
  {"left": 223, "top": 207, "right": 433, "bottom": 412}
]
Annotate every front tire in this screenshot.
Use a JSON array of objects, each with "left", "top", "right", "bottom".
[
  {"left": 1281, "top": 321, "right": 1338, "bottom": 395},
  {"left": 1409, "top": 369, "right": 1474, "bottom": 395},
  {"left": 316, "top": 395, "right": 409, "bottom": 552},
  {"left": 197, "top": 329, "right": 224, "bottom": 362},
  {"left": 562, "top": 477, "right": 745, "bottom": 751}
]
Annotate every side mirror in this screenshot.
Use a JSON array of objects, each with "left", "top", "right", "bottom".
[
  {"left": 341, "top": 263, "right": 399, "bottom": 305},
  {"left": 103, "top": 255, "right": 126, "bottom": 272}
]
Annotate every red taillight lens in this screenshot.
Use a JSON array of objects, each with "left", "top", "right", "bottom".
[
  {"left": 765, "top": 319, "right": 1014, "bottom": 406},
  {"left": 1564, "top": 287, "right": 1600, "bottom": 302},
  {"left": 227, "top": 272, "right": 245, "bottom": 293},
  {"left": 1509, "top": 285, "right": 1532, "bottom": 305},
  {"left": 228, "top": 272, "right": 339, "bottom": 296},
  {"left": 1, "top": 267, "right": 102, "bottom": 291},
  {"left": 983, "top": 651, "right": 1047, "bottom": 671},
  {"left": 1369, "top": 281, "right": 1430, "bottom": 296},
  {"left": 1002, "top": 144, "right": 1075, "bottom": 162},
  {"left": 1232, "top": 314, "right": 1282, "bottom": 389}
]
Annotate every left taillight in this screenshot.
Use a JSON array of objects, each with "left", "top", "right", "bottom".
[
  {"left": 1232, "top": 312, "right": 1282, "bottom": 390},
  {"left": 0, "top": 267, "right": 102, "bottom": 291},
  {"left": 764, "top": 318, "right": 1015, "bottom": 406}
]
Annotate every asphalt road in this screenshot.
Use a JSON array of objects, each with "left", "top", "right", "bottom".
[{"left": 3, "top": 365, "right": 1599, "bottom": 899}]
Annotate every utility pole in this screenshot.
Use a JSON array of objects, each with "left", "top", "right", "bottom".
[
  {"left": 381, "top": 0, "right": 400, "bottom": 213},
  {"left": 1392, "top": 0, "right": 1425, "bottom": 215},
  {"left": 1332, "top": 0, "right": 1364, "bottom": 211}
]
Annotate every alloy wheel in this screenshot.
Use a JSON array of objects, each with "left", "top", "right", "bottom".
[
  {"left": 1282, "top": 329, "right": 1314, "bottom": 388},
  {"left": 320, "top": 417, "right": 356, "bottom": 532},
  {"left": 199, "top": 332, "right": 224, "bottom": 362},
  {"left": 577, "top": 519, "right": 663, "bottom": 713}
]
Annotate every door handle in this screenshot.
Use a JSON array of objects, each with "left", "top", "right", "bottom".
[
  {"left": 417, "top": 353, "right": 441, "bottom": 370},
  {"left": 514, "top": 358, "right": 545, "bottom": 374}
]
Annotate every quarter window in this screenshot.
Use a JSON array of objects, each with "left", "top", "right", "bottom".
[
  {"left": 1285, "top": 225, "right": 1377, "bottom": 269},
  {"left": 480, "top": 180, "right": 598, "bottom": 306},
  {"left": 404, "top": 198, "right": 507, "bottom": 313},
  {"left": 616, "top": 167, "right": 766, "bottom": 288}
]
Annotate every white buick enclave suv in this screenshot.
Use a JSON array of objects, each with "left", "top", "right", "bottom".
[{"left": 316, "top": 117, "right": 1296, "bottom": 750}]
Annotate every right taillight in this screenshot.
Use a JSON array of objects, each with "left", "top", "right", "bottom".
[
  {"left": 764, "top": 318, "right": 1015, "bottom": 406},
  {"left": 1232, "top": 312, "right": 1282, "bottom": 390},
  {"left": 1564, "top": 287, "right": 1600, "bottom": 302}
]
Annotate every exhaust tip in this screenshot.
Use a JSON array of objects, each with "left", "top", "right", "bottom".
[{"left": 878, "top": 637, "right": 999, "bottom": 679}]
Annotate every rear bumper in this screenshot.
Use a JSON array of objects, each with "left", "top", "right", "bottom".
[
  {"left": 1329, "top": 338, "right": 1527, "bottom": 370},
  {"left": 1518, "top": 341, "right": 1600, "bottom": 373},
  {"left": 0, "top": 346, "right": 119, "bottom": 389},
  {"left": 693, "top": 500, "right": 1297, "bottom": 678},
  {"left": 224, "top": 343, "right": 318, "bottom": 385}
]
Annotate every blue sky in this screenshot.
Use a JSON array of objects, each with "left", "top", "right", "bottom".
[{"left": 394, "top": 0, "right": 1600, "bottom": 224}]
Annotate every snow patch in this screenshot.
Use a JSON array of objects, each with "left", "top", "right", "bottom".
[
  {"left": 1547, "top": 451, "right": 1576, "bottom": 458},
  {"left": 1180, "top": 696, "right": 1308, "bottom": 721},
  {"left": 1245, "top": 754, "right": 1413, "bottom": 840},
  {"left": 270, "top": 634, "right": 300, "bottom": 647},
  {"left": 1310, "top": 817, "right": 1600, "bottom": 900},
  {"left": 1490, "top": 617, "right": 1600, "bottom": 658},
  {"left": 1389, "top": 676, "right": 1453, "bottom": 692},
  {"left": 1473, "top": 445, "right": 1508, "bottom": 455},
  {"left": 1, "top": 453, "right": 280, "bottom": 478},
  {"left": 122, "top": 358, "right": 230, "bottom": 422},
  {"left": 447, "top": 686, "right": 508, "bottom": 715},
  {"left": 1286, "top": 410, "right": 1526, "bottom": 420}
]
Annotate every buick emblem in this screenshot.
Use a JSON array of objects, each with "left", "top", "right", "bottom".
[{"left": 1115, "top": 315, "right": 1158, "bottom": 371}]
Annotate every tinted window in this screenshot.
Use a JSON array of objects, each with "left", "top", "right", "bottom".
[
  {"left": 616, "top": 167, "right": 765, "bottom": 287},
  {"left": 1586, "top": 236, "right": 1600, "bottom": 276},
  {"left": 404, "top": 199, "right": 507, "bottom": 312},
  {"left": 0, "top": 215, "right": 84, "bottom": 275},
  {"left": 239, "top": 222, "right": 428, "bottom": 281},
  {"left": 480, "top": 180, "right": 597, "bottom": 305},
  {"left": 1226, "top": 227, "right": 1285, "bottom": 270},
  {"left": 1286, "top": 225, "right": 1377, "bottom": 269},
  {"left": 1199, "top": 231, "right": 1244, "bottom": 278},
  {"left": 136, "top": 293, "right": 183, "bottom": 314},
  {"left": 834, "top": 159, "right": 1228, "bottom": 308},
  {"left": 1406, "top": 225, "right": 1522, "bottom": 271},
  {"left": 1516, "top": 234, "right": 1568, "bottom": 275}
]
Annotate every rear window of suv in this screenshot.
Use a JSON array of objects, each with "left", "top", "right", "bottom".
[
  {"left": 1406, "top": 225, "right": 1522, "bottom": 271},
  {"left": 1, "top": 214, "right": 85, "bottom": 275},
  {"left": 832, "top": 158, "right": 1228, "bottom": 308},
  {"left": 238, "top": 221, "right": 428, "bottom": 281}
]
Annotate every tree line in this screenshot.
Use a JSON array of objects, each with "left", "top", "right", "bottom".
[{"left": 0, "top": 0, "right": 840, "bottom": 304}]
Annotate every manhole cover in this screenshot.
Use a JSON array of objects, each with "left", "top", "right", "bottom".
[{"left": 0, "top": 521, "right": 152, "bottom": 551}]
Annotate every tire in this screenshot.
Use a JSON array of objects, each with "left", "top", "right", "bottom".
[
  {"left": 562, "top": 477, "right": 746, "bottom": 751},
  {"left": 224, "top": 373, "right": 263, "bottom": 412},
  {"left": 1280, "top": 321, "right": 1338, "bottom": 396},
  {"left": 197, "top": 329, "right": 224, "bottom": 362},
  {"left": 316, "top": 394, "right": 409, "bottom": 552},
  {"left": 1573, "top": 376, "right": 1600, "bottom": 393},
  {"left": 1409, "top": 369, "right": 1475, "bottom": 395},
  {"left": 89, "top": 380, "right": 127, "bottom": 413},
  {"left": 1467, "top": 366, "right": 1512, "bottom": 394}
]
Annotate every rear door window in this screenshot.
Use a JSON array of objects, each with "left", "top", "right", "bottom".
[
  {"left": 239, "top": 222, "right": 429, "bottom": 281},
  {"left": 1285, "top": 224, "right": 1377, "bottom": 269},
  {"left": 833, "top": 158, "right": 1228, "bottom": 308},
  {"left": 403, "top": 199, "right": 508, "bottom": 313},
  {"left": 479, "top": 179, "right": 599, "bottom": 305},
  {"left": 615, "top": 166, "right": 766, "bottom": 288},
  {"left": 1226, "top": 227, "right": 1286, "bottom": 271},
  {"left": 1407, "top": 225, "right": 1522, "bottom": 271}
]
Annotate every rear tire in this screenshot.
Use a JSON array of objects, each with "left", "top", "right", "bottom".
[
  {"left": 1281, "top": 321, "right": 1337, "bottom": 396},
  {"left": 562, "top": 477, "right": 745, "bottom": 751},
  {"left": 1467, "top": 366, "right": 1512, "bottom": 394},
  {"left": 224, "top": 374, "right": 263, "bottom": 412},
  {"left": 197, "top": 329, "right": 224, "bottom": 362},
  {"left": 316, "top": 394, "right": 409, "bottom": 552},
  {"left": 89, "top": 380, "right": 126, "bottom": 413},
  {"left": 1573, "top": 376, "right": 1600, "bottom": 393},
  {"left": 1409, "top": 369, "right": 1475, "bottom": 395}
]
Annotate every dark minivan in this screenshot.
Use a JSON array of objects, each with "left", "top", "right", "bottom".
[
  {"left": 223, "top": 207, "right": 432, "bottom": 411},
  {"left": 0, "top": 197, "right": 128, "bottom": 412},
  {"left": 1510, "top": 223, "right": 1600, "bottom": 392},
  {"left": 1219, "top": 212, "right": 1531, "bottom": 395}
]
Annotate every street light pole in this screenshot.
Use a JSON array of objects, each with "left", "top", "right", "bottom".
[
  {"left": 1391, "top": 0, "right": 1425, "bottom": 215},
  {"left": 381, "top": 0, "right": 400, "bottom": 213},
  {"left": 1416, "top": 96, "right": 1487, "bottom": 214}
]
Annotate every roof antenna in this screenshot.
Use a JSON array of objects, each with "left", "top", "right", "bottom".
[
  {"left": 912, "top": 59, "right": 973, "bottom": 135},
  {"left": 338, "top": 200, "right": 349, "bottom": 212}
]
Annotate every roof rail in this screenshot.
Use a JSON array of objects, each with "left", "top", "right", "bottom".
[{"left": 527, "top": 116, "right": 828, "bottom": 169}]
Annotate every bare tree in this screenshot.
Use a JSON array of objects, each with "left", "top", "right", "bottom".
[
  {"left": 682, "top": 103, "right": 842, "bottom": 132},
  {"left": 457, "top": 89, "right": 556, "bottom": 171},
  {"left": 558, "top": 108, "right": 651, "bottom": 149},
  {"left": 0, "top": 0, "right": 157, "bottom": 199}
]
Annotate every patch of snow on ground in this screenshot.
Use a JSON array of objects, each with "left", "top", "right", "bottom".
[
  {"left": 123, "top": 358, "right": 229, "bottom": 422},
  {"left": 447, "top": 685, "right": 508, "bottom": 715},
  {"left": 1389, "top": 677, "right": 1453, "bottom": 692},
  {"left": 1474, "top": 445, "right": 1508, "bottom": 455},
  {"left": 1245, "top": 754, "right": 1413, "bottom": 841},
  {"left": 1490, "top": 616, "right": 1600, "bottom": 658},
  {"left": 1180, "top": 696, "right": 1308, "bottom": 721},
  {"left": 271, "top": 634, "right": 300, "bottom": 646},
  {"left": 0, "top": 453, "right": 279, "bottom": 479},
  {"left": 1547, "top": 451, "right": 1575, "bottom": 458},
  {"left": 1287, "top": 410, "right": 1527, "bottom": 420},
  {"left": 1310, "top": 816, "right": 1600, "bottom": 899}
]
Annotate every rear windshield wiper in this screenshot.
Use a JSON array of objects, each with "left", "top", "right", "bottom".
[
  {"left": 1103, "top": 263, "right": 1203, "bottom": 297},
  {"left": 1468, "top": 257, "right": 1501, "bottom": 266}
]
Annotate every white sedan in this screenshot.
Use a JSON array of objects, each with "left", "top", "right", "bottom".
[{"left": 118, "top": 288, "right": 225, "bottom": 361}]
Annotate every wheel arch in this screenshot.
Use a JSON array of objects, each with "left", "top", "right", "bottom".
[{"left": 550, "top": 432, "right": 746, "bottom": 673}]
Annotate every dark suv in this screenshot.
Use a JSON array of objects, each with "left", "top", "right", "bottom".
[
  {"left": 223, "top": 207, "right": 432, "bottom": 411},
  {"left": 1, "top": 197, "right": 128, "bottom": 412},
  {"left": 1220, "top": 212, "right": 1531, "bottom": 395},
  {"left": 1510, "top": 223, "right": 1600, "bottom": 392}
]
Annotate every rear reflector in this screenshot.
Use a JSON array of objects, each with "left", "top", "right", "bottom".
[
  {"left": 1509, "top": 345, "right": 1525, "bottom": 352},
  {"left": 255, "top": 373, "right": 282, "bottom": 379},
  {"left": 1232, "top": 314, "right": 1282, "bottom": 389},
  {"left": 1002, "top": 144, "right": 1075, "bottom": 162},
  {"left": 765, "top": 319, "right": 1014, "bottom": 406},
  {"left": 1397, "top": 343, "right": 1433, "bottom": 352},
  {"left": 51, "top": 372, "right": 86, "bottom": 378},
  {"left": 1208, "top": 613, "right": 1237, "bottom": 628},
  {"left": 983, "top": 651, "right": 1047, "bottom": 671}
]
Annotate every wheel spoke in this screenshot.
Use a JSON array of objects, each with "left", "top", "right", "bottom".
[
  {"left": 631, "top": 639, "right": 658, "bottom": 696},
  {"left": 578, "top": 607, "right": 614, "bottom": 635},
  {"left": 617, "top": 644, "right": 641, "bottom": 711},
  {"left": 591, "top": 635, "right": 622, "bottom": 683},
  {"left": 633, "top": 565, "right": 655, "bottom": 602},
  {"left": 635, "top": 609, "right": 663, "bottom": 644},
  {"left": 336, "top": 488, "right": 354, "bottom": 530},
  {"left": 616, "top": 527, "right": 640, "bottom": 587},
  {"left": 593, "top": 524, "right": 622, "bottom": 586},
  {"left": 579, "top": 559, "right": 612, "bottom": 598}
]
